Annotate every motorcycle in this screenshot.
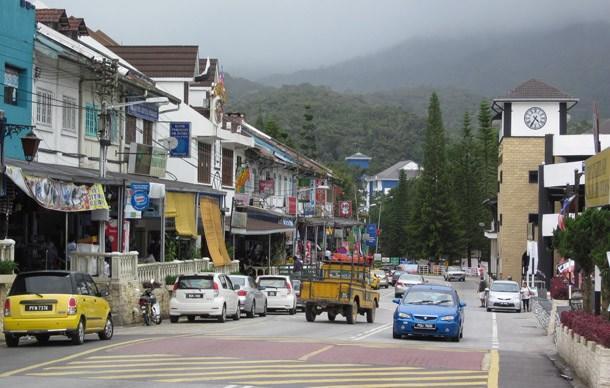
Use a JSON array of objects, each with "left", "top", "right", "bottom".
[{"left": 139, "top": 279, "right": 162, "bottom": 326}]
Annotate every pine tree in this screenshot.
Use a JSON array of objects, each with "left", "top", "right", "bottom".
[
  {"left": 477, "top": 100, "right": 498, "bottom": 199},
  {"left": 300, "top": 105, "right": 318, "bottom": 159},
  {"left": 411, "top": 93, "right": 462, "bottom": 261},
  {"left": 254, "top": 114, "right": 265, "bottom": 131},
  {"left": 381, "top": 170, "right": 411, "bottom": 257}
]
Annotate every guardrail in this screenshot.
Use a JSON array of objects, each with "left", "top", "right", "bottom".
[{"left": 0, "top": 239, "right": 15, "bottom": 263}]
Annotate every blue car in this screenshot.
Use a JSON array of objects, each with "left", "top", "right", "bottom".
[{"left": 392, "top": 284, "right": 465, "bottom": 342}]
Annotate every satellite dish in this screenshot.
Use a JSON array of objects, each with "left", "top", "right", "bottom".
[{"left": 160, "top": 137, "right": 179, "bottom": 150}]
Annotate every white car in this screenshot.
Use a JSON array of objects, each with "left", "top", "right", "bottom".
[
  {"left": 394, "top": 273, "right": 426, "bottom": 298},
  {"left": 486, "top": 280, "right": 522, "bottom": 313},
  {"left": 256, "top": 275, "right": 297, "bottom": 314},
  {"left": 170, "top": 273, "right": 240, "bottom": 323},
  {"left": 444, "top": 266, "right": 466, "bottom": 282}
]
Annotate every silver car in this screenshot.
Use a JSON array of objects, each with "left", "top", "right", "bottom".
[
  {"left": 394, "top": 274, "right": 426, "bottom": 298},
  {"left": 444, "top": 266, "right": 466, "bottom": 282},
  {"left": 486, "top": 280, "right": 522, "bottom": 313},
  {"left": 229, "top": 275, "right": 267, "bottom": 318}
]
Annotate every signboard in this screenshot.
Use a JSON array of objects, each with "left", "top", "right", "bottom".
[
  {"left": 585, "top": 147, "right": 610, "bottom": 208},
  {"left": 169, "top": 122, "right": 190, "bottom": 158},
  {"left": 366, "top": 224, "right": 377, "bottom": 247},
  {"left": 126, "top": 97, "right": 159, "bottom": 122},
  {"left": 338, "top": 201, "right": 352, "bottom": 217},
  {"left": 390, "top": 257, "right": 400, "bottom": 265},
  {"left": 21, "top": 175, "right": 108, "bottom": 212},
  {"left": 287, "top": 196, "right": 297, "bottom": 215},
  {"left": 128, "top": 142, "right": 167, "bottom": 178},
  {"left": 259, "top": 180, "right": 275, "bottom": 195},
  {"left": 234, "top": 193, "right": 250, "bottom": 206},
  {"left": 130, "top": 182, "right": 150, "bottom": 211}
]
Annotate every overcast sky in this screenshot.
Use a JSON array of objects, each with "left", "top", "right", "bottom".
[{"left": 42, "top": 0, "right": 610, "bottom": 79}]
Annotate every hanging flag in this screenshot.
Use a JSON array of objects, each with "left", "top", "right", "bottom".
[
  {"left": 234, "top": 166, "right": 250, "bottom": 193},
  {"left": 558, "top": 194, "right": 576, "bottom": 231}
]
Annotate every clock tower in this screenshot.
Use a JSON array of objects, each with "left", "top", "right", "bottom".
[{"left": 492, "top": 79, "right": 578, "bottom": 282}]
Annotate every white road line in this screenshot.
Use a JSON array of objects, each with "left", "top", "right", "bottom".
[
  {"left": 491, "top": 312, "right": 499, "bottom": 349},
  {"left": 351, "top": 323, "right": 393, "bottom": 341}
]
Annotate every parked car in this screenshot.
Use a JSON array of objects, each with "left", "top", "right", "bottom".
[
  {"left": 372, "top": 269, "right": 389, "bottom": 289},
  {"left": 392, "top": 284, "right": 465, "bottom": 342},
  {"left": 256, "top": 275, "right": 297, "bottom": 314},
  {"left": 391, "top": 270, "right": 405, "bottom": 286},
  {"left": 229, "top": 275, "right": 267, "bottom": 318},
  {"left": 485, "top": 280, "right": 522, "bottom": 313},
  {"left": 394, "top": 273, "right": 426, "bottom": 298},
  {"left": 3, "top": 271, "right": 113, "bottom": 347},
  {"left": 169, "top": 273, "right": 240, "bottom": 323},
  {"left": 444, "top": 266, "right": 466, "bottom": 282}
]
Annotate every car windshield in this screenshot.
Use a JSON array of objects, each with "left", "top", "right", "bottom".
[
  {"left": 403, "top": 290, "right": 455, "bottom": 306},
  {"left": 229, "top": 277, "right": 246, "bottom": 286},
  {"left": 10, "top": 273, "right": 72, "bottom": 295},
  {"left": 448, "top": 267, "right": 462, "bottom": 272},
  {"left": 491, "top": 282, "right": 520, "bottom": 292},
  {"left": 259, "top": 278, "right": 287, "bottom": 288},
  {"left": 399, "top": 274, "right": 422, "bottom": 282},
  {"left": 177, "top": 276, "right": 214, "bottom": 289}
]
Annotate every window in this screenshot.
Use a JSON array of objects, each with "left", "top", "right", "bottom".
[
  {"left": 198, "top": 142, "right": 211, "bottom": 184},
  {"left": 143, "top": 120, "right": 153, "bottom": 145},
  {"left": 222, "top": 148, "right": 234, "bottom": 186},
  {"left": 529, "top": 170, "right": 539, "bottom": 184},
  {"left": 4, "top": 66, "right": 19, "bottom": 105},
  {"left": 62, "top": 95, "right": 77, "bottom": 131},
  {"left": 36, "top": 89, "right": 53, "bottom": 125},
  {"left": 85, "top": 104, "right": 98, "bottom": 137},
  {"left": 125, "top": 115, "right": 137, "bottom": 144}
]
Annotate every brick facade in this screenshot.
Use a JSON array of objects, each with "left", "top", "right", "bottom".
[{"left": 497, "top": 137, "right": 545, "bottom": 282}]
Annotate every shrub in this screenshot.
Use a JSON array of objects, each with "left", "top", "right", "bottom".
[
  {"left": 560, "top": 310, "right": 610, "bottom": 348},
  {"left": 0, "top": 260, "right": 17, "bottom": 274},
  {"left": 550, "top": 277, "right": 569, "bottom": 300},
  {"left": 164, "top": 275, "right": 177, "bottom": 286}
]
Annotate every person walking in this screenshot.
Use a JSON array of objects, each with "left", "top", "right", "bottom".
[
  {"left": 521, "top": 283, "right": 533, "bottom": 312},
  {"left": 478, "top": 276, "right": 488, "bottom": 307}
]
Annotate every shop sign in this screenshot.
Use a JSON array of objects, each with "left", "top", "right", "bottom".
[
  {"left": 126, "top": 97, "right": 159, "bottom": 122},
  {"left": 22, "top": 175, "right": 108, "bottom": 212},
  {"left": 338, "top": 201, "right": 352, "bottom": 218},
  {"left": 130, "top": 182, "right": 150, "bottom": 211},
  {"left": 128, "top": 143, "right": 167, "bottom": 178},
  {"left": 234, "top": 193, "right": 250, "bottom": 206},
  {"left": 585, "top": 149, "right": 610, "bottom": 208},
  {"left": 231, "top": 211, "right": 247, "bottom": 229},
  {"left": 259, "top": 179, "right": 274, "bottom": 195},
  {"left": 287, "top": 196, "right": 297, "bottom": 215},
  {"left": 390, "top": 257, "right": 400, "bottom": 265},
  {"left": 169, "top": 122, "right": 190, "bottom": 158},
  {"left": 366, "top": 224, "right": 377, "bottom": 247}
]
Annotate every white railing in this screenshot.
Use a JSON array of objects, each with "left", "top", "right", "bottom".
[
  {"left": 0, "top": 239, "right": 15, "bottom": 262},
  {"left": 137, "top": 258, "right": 214, "bottom": 284},
  {"left": 213, "top": 260, "right": 241, "bottom": 275},
  {"left": 70, "top": 251, "right": 138, "bottom": 279}
]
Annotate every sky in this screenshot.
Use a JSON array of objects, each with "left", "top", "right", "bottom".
[{"left": 42, "top": 0, "right": 610, "bottom": 80}]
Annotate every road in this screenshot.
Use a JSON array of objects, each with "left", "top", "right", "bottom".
[{"left": 0, "top": 276, "right": 571, "bottom": 388}]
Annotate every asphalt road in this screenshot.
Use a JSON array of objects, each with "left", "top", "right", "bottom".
[{"left": 0, "top": 276, "right": 572, "bottom": 388}]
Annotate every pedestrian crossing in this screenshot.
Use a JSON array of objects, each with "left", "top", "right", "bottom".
[{"left": 22, "top": 353, "right": 491, "bottom": 387}]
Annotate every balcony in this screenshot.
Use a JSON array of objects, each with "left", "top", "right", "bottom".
[
  {"left": 553, "top": 134, "right": 610, "bottom": 157},
  {"left": 543, "top": 161, "right": 584, "bottom": 188}
]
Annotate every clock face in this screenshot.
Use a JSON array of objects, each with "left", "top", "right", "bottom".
[{"left": 524, "top": 107, "right": 547, "bottom": 130}]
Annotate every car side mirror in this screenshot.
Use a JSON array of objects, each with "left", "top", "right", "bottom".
[
  {"left": 392, "top": 298, "right": 401, "bottom": 304},
  {"left": 459, "top": 302, "right": 466, "bottom": 308}
]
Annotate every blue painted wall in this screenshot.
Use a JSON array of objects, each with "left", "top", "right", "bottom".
[
  {"left": 381, "top": 180, "right": 398, "bottom": 191},
  {"left": 346, "top": 158, "right": 370, "bottom": 170},
  {"left": 0, "top": 0, "right": 36, "bottom": 160}
]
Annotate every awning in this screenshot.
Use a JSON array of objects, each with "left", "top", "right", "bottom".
[
  {"left": 232, "top": 218, "right": 295, "bottom": 236},
  {"left": 200, "top": 196, "right": 231, "bottom": 267},
  {"left": 165, "top": 192, "right": 196, "bottom": 238}
]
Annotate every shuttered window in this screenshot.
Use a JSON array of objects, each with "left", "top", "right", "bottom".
[
  {"left": 222, "top": 148, "right": 234, "bottom": 187},
  {"left": 198, "top": 142, "right": 211, "bottom": 184}
]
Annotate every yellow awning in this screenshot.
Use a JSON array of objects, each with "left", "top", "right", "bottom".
[
  {"left": 165, "top": 192, "right": 197, "bottom": 238},
  {"left": 200, "top": 196, "right": 231, "bottom": 267}
]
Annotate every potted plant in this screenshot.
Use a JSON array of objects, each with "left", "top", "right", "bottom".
[{"left": 0, "top": 261, "right": 17, "bottom": 284}]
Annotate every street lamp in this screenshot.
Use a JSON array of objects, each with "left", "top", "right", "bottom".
[{"left": 0, "top": 109, "right": 41, "bottom": 167}]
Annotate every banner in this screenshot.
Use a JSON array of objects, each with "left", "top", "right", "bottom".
[
  {"left": 235, "top": 166, "right": 250, "bottom": 193},
  {"left": 21, "top": 175, "right": 108, "bottom": 212},
  {"left": 338, "top": 201, "right": 352, "bottom": 217},
  {"left": 259, "top": 179, "right": 274, "bottom": 195},
  {"left": 287, "top": 196, "right": 297, "bottom": 215},
  {"left": 366, "top": 223, "right": 377, "bottom": 247},
  {"left": 130, "top": 182, "right": 150, "bottom": 211},
  {"left": 169, "top": 122, "right": 191, "bottom": 158}
]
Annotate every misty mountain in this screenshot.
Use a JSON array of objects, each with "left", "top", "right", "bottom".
[{"left": 259, "top": 22, "right": 610, "bottom": 120}]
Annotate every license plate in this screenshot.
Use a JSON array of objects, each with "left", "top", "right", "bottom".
[
  {"left": 186, "top": 294, "right": 203, "bottom": 299},
  {"left": 25, "top": 305, "right": 52, "bottom": 312},
  {"left": 414, "top": 323, "right": 435, "bottom": 330},
  {"left": 268, "top": 291, "right": 276, "bottom": 296}
]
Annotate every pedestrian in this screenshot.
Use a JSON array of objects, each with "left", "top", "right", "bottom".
[
  {"left": 521, "top": 283, "right": 533, "bottom": 312},
  {"left": 478, "top": 276, "right": 488, "bottom": 307}
]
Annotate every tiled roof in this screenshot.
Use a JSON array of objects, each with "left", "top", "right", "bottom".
[
  {"left": 345, "top": 152, "right": 371, "bottom": 160},
  {"left": 106, "top": 46, "right": 199, "bottom": 78},
  {"left": 498, "top": 79, "right": 575, "bottom": 100},
  {"left": 66, "top": 17, "right": 88, "bottom": 36},
  {"left": 374, "top": 160, "right": 419, "bottom": 180},
  {"left": 193, "top": 58, "right": 218, "bottom": 86},
  {"left": 36, "top": 8, "right": 68, "bottom": 25},
  {"left": 88, "top": 29, "right": 119, "bottom": 46}
]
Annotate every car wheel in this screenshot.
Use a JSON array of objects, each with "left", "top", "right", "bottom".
[
  {"left": 187, "top": 315, "right": 196, "bottom": 322},
  {"left": 4, "top": 334, "right": 19, "bottom": 348},
  {"left": 327, "top": 311, "right": 336, "bottom": 321},
  {"left": 305, "top": 303, "right": 316, "bottom": 322},
  {"left": 289, "top": 303, "right": 297, "bottom": 315},
  {"left": 394, "top": 293, "right": 400, "bottom": 298},
  {"left": 233, "top": 305, "right": 241, "bottom": 321},
  {"left": 346, "top": 300, "right": 358, "bottom": 324},
  {"left": 218, "top": 305, "right": 226, "bottom": 323},
  {"left": 98, "top": 316, "right": 114, "bottom": 340},
  {"left": 71, "top": 319, "right": 85, "bottom": 345},
  {"left": 517, "top": 308, "right": 522, "bottom": 313},
  {"left": 486, "top": 308, "right": 492, "bottom": 312},
  {"left": 392, "top": 330, "right": 401, "bottom": 339},
  {"left": 170, "top": 315, "right": 179, "bottom": 323},
  {"left": 366, "top": 307, "right": 375, "bottom": 323},
  {"left": 247, "top": 301, "right": 255, "bottom": 318},
  {"left": 450, "top": 335, "right": 460, "bottom": 342},
  {"left": 259, "top": 302, "right": 267, "bottom": 317},
  {"left": 35, "top": 334, "right": 50, "bottom": 345}
]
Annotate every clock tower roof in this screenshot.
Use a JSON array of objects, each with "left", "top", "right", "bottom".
[{"left": 494, "top": 79, "right": 578, "bottom": 103}]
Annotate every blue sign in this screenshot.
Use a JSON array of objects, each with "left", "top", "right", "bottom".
[
  {"left": 366, "top": 224, "right": 377, "bottom": 247},
  {"left": 130, "top": 182, "right": 150, "bottom": 211},
  {"left": 126, "top": 97, "right": 159, "bottom": 122},
  {"left": 169, "top": 122, "right": 191, "bottom": 158}
]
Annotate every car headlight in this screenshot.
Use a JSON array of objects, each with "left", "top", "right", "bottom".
[
  {"left": 440, "top": 315, "right": 455, "bottom": 321},
  {"left": 398, "top": 312, "right": 412, "bottom": 319}
]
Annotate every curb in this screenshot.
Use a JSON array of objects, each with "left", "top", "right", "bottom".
[{"left": 546, "top": 352, "right": 587, "bottom": 388}]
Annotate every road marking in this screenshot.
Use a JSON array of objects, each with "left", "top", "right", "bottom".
[
  {"left": 491, "top": 312, "right": 499, "bottom": 349},
  {"left": 156, "top": 371, "right": 488, "bottom": 384},
  {"left": 88, "top": 354, "right": 175, "bottom": 359},
  {"left": 0, "top": 338, "right": 152, "bottom": 377},
  {"left": 351, "top": 322, "right": 393, "bottom": 340},
  {"left": 235, "top": 374, "right": 489, "bottom": 386},
  {"left": 68, "top": 356, "right": 236, "bottom": 364},
  {"left": 28, "top": 366, "right": 420, "bottom": 377},
  {"left": 322, "top": 383, "right": 488, "bottom": 388},
  {"left": 46, "top": 359, "right": 304, "bottom": 370},
  {"left": 487, "top": 349, "right": 500, "bottom": 388},
  {"left": 298, "top": 344, "right": 334, "bottom": 361}
]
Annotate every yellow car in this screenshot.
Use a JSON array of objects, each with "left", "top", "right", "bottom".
[{"left": 3, "top": 271, "right": 113, "bottom": 347}]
